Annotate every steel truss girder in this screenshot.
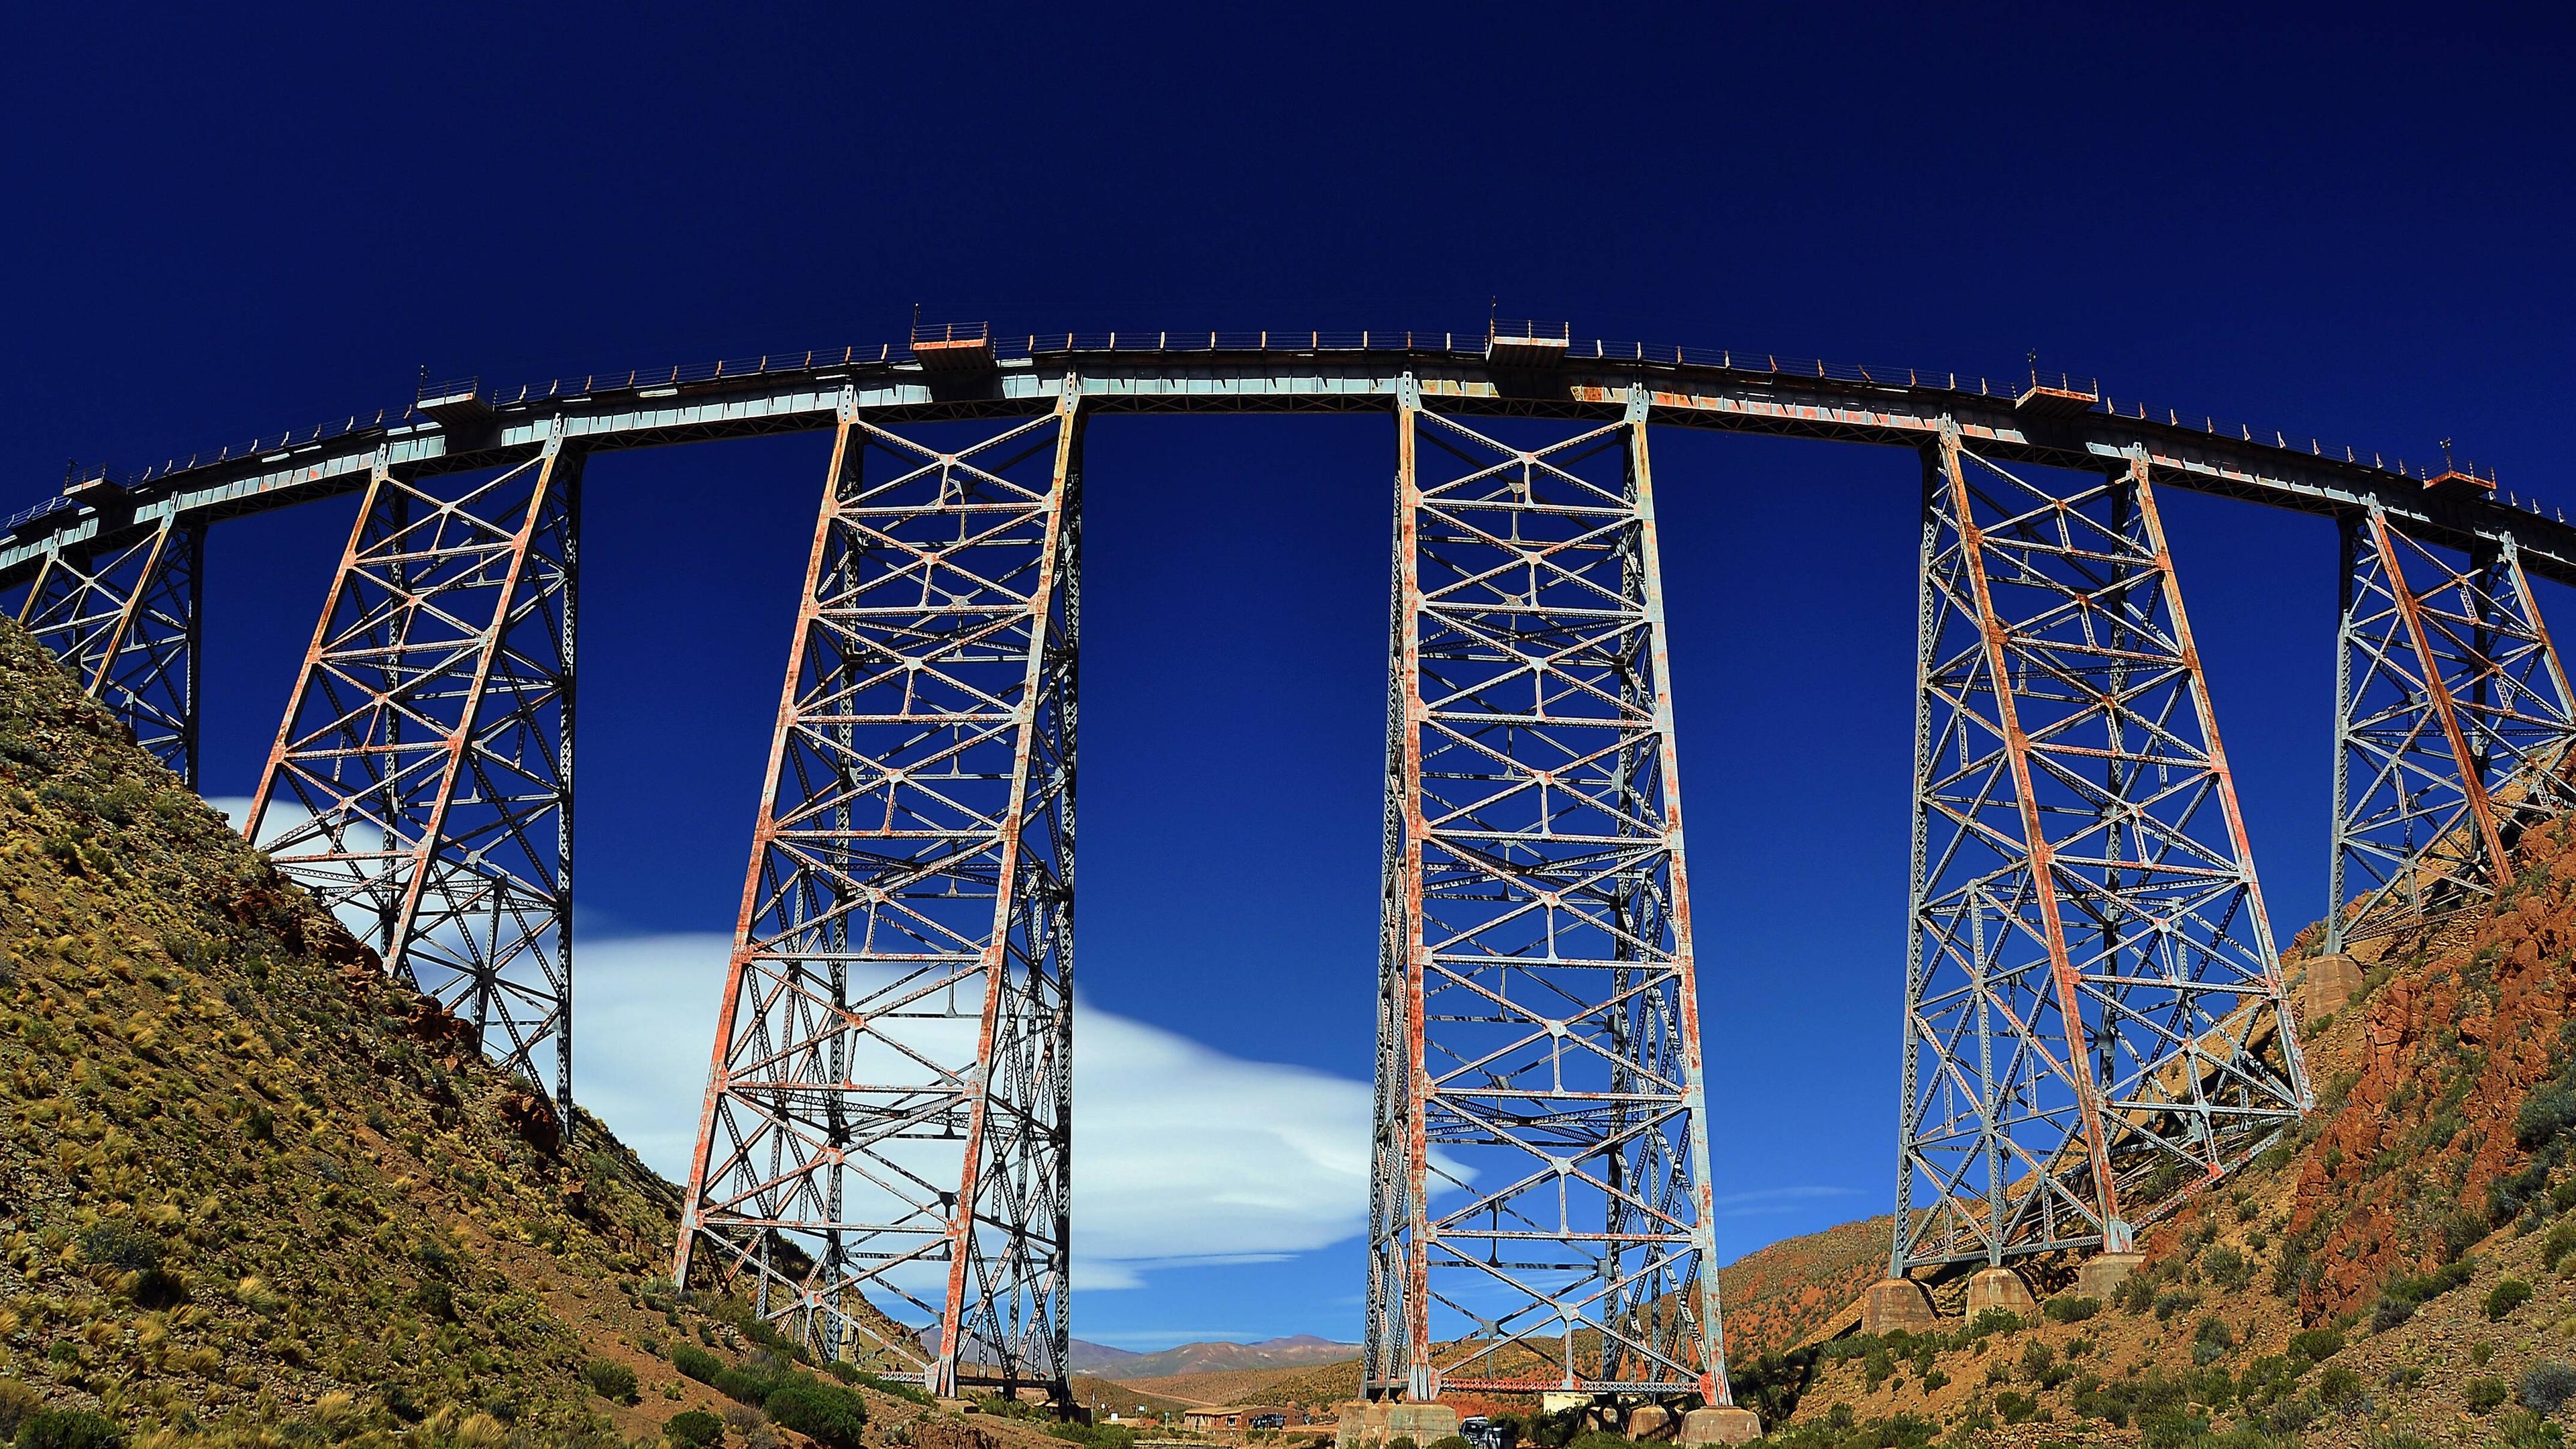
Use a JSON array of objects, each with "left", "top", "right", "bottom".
[
  {"left": 2328, "top": 506, "right": 2576, "bottom": 950},
  {"left": 245, "top": 438, "right": 580, "bottom": 1124},
  {"left": 1364, "top": 382, "right": 1731, "bottom": 1406},
  {"left": 6, "top": 519, "right": 203, "bottom": 787},
  {"left": 675, "top": 385, "right": 1078, "bottom": 1402},
  {"left": 1893, "top": 435, "right": 2310, "bottom": 1277}
]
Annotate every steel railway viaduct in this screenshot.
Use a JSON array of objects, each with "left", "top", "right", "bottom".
[{"left": 6, "top": 324, "right": 2569, "bottom": 1442}]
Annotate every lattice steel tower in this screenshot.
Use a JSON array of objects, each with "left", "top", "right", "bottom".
[
  {"left": 1364, "top": 383, "right": 1733, "bottom": 1408},
  {"left": 1893, "top": 433, "right": 2310, "bottom": 1276},
  {"left": 675, "top": 385, "right": 1078, "bottom": 1400},
  {"left": 246, "top": 436, "right": 580, "bottom": 1124},
  {"left": 2328, "top": 502, "right": 2576, "bottom": 950}
]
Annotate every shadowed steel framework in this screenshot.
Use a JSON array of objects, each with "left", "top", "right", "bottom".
[{"left": 5, "top": 326, "right": 2568, "bottom": 1411}]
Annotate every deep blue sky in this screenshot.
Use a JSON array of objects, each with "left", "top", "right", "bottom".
[{"left": 5, "top": 5, "right": 2569, "bottom": 1350}]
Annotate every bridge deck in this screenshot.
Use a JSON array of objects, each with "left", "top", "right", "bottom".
[{"left": 6, "top": 334, "right": 2563, "bottom": 588}]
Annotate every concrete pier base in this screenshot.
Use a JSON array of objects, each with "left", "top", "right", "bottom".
[
  {"left": 1385, "top": 1405, "right": 1458, "bottom": 1444},
  {"left": 1680, "top": 1407, "right": 1764, "bottom": 1445},
  {"left": 2076, "top": 1251, "right": 2145, "bottom": 1300},
  {"left": 1334, "top": 1401, "right": 1391, "bottom": 1449},
  {"left": 2300, "top": 953, "right": 2363, "bottom": 1022},
  {"left": 1627, "top": 1404, "right": 1680, "bottom": 1442},
  {"left": 1861, "top": 1276, "right": 1940, "bottom": 1335},
  {"left": 1966, "top": 1265, "right": 2038, "bottom": 1319}
]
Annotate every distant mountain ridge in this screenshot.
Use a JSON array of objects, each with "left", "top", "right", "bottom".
[{"left": 1069, "top": 1334, "right": 1358, "bottom": 1380}]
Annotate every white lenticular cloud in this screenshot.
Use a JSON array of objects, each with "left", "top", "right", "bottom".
[{"left": 564, "top": 929, "right": 1379, "bottom": 1291}]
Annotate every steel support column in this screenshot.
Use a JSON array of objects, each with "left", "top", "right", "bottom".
[
  {"left": 1894, "top": 437, "right": 2308, "bottom": 1277},
  {"left": 2328, "top": 504, "right": 2576, "bottom": 950},
  {"left": 7, "top": 519, "right": 203, "bottom": 787},
  {"left": 1364, "top": 383, "right": 1731, "bottom": 1406},
  {"left": 246, "top": 437, "right": 580, "bottom": 1125},
  {"left": 676, "top": 386, "right": 1079, "bottom": 1401}
]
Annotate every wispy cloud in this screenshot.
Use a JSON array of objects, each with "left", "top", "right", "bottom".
[
  {"left": 1712, "top": 1185, "right": 1865, "bottom": 1219},
  {"left": 566, "top": 929, "right": 1385, "bottom": 1291}
]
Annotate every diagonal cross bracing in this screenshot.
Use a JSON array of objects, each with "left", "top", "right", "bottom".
[
  {"left": 1894, "top": 437, "right": 2309, "bottom": 1276},
  {"left": 7, "top": 519, "right": 203, "bottom": 787},
  {"left": 1366, "top": 384, "right": 1731, "bottom": 1406},
  {"left": 246, "top": 439, "right": 580, "bottom": 1125},
  {"left": 2328, "top": 505, "right": 2576, "bottom": 950},
  {"left": 676, "top": 386, "right": 1078, "bottom": 1402}
]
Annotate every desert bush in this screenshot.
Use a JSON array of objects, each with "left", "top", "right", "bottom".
[
  {"left": 78, "top": 1220, "right": 161, "bottom": 1273},
  {"left": 2522, "top": 1360, "right": 2576, "bottom": 1415},
  {"left": 2470, "top": 1377, "right": 2512, "bottom": 1412},
  {"left": 0, "top": 1381, "right": 44, "bottom": 1440},
  {"left": 2287, "top": 1328, "right": 2345, "bottom": 1363},
  {"left": 714, "top": 1366, "right": 778, "bottom": 1404},
  {"left": 2192, "top": 1316, "right": 2235, "bottom": 1366},
  {"left": 1425, "top": 1438, "right": 1470, "bottom": 1449},
  {"left": 2202, "top": 1244, "right": 2253, "bottom": 1291},
  {"left": 1385, "top": 1438, "right": 1418, "bottom": 1449},
  {"left": 2491, "top": 1277, "right": 2536, "bottom": 1319},
  {"left": 2018, "top": 1338, "right": 2055, "bottom": 1382},
  {"left": 764, "top": 1379, "right": 867, "bottom": 1449},
  {"left": 2318, "top": 1364, "right": 2368, "bottom": 1412},
  {"left": 2371, "top": 1260, "right": 2473, "bottom": 1330},
  {"left": 1965, "top": 1307, "right": 2023, "bottom": 1338},
  {"left": 17, "top": 1409, "right": 124, "bottom": 1449},
  {"left": 672, "top": 1342, "right": 724, "bottom": 1383},
  {"left": 584, "top": 1356, "right": 640, "bottom": 1403},
  {"left": 2043, "top": 1295, "right": 2100, "bottom": 1324},
  {"left": 666, "top": 1409, "right": 724, "bottom": 1448}
]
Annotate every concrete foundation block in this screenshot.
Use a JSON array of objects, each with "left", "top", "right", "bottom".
[
  {"left": 1965, "top": 1265, "right": 2038, "bottom": 1319},
  {"left": 1334, "top": 1403, "right": 1374, "bottom": 1449},
  {"left": 2076, "top": 1251, "right": 2145, "bottom": 1300},
  {"left": 1860, "top": 1276, "right": 1940, "bottom": 1336},
  {"left": 1384, "top": 1404, "right": 1459, "bottom": 1443},
  {"left": 1627, "top": 1404, "right": 1679, "bottom": 1442},
  {"left": 1679, "top": 1407, "right": 1763, "bottom": 1446},
  {"left": 2300, "top": 953, "right": 2363, "bottom": 1022}
]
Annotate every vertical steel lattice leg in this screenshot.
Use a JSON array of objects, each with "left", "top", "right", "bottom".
[
  {"left": 8, "top": 519, "right": 204, "bottom": 788},
  {"left": 1365, "top": 382, "right": 1730, "bottom": 1406},
  {"left": 2328, "top": 504, "right": 2576, "bottom": 951},
  {"left": 676, "top": 386, "right": 1079, "bottom": 1401},
  {"left": 1894, "top": 437, "right": 2309, "bottom": 1277},
  {"left": 246, "top": 437, "right": 580, "bottom": 1127}
]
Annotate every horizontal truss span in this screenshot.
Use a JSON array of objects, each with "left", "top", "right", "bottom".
[{"left": 9, "top": 332, "right": 2573, "bottom": 592}]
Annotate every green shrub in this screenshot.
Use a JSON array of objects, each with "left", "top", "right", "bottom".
[
  {"left": 0, "top": 1382, "right": 45, "bottom": 1441},
  {"left": 2202, "top": 1244, "right": 2252, "bottom": 1291},
  {"left": 2546, "top": 1222, "right": 2576, "bottom": 1273},
  {"left": 16, "top": 1410, "right": 125, "bottom": 1449},
  {"left": 666, "top": 1409, "right": 724, "bottom": 1448},
  {"left": 1920, "top": 1368, "right": 1948, "bottom": 1392},
  {"left": 2470, "top": 1377, "right": 2513, "bottom": 1412},
  {"left": 78, "top": 1221, "right": 161, "bottom": 1273},
  {"left": 1966, "top": 1307, "right": 2023, "bottom": 1337},
  {"left": 2287, "top": 1327, "right": 2345, "bottom": 1363},
  {"left": 764, "top": 1379, "right": 867, "bottom": 1449},
  {"left": 1427, "top": 1438, "right": 1472, "bottom": 1449},
  {"left": 2313, "top": 1362, "right": 2367, "bottom": 1414},
  {"left": 2371, "top": 1260, "right": 2474, "bottom": 1330},
  {"left": 672, "top": 1342, "right": 723, "bottom": 1383},
  {"left": 1387, "top": 1438, "right": 1419, "bottom": 1449},
  {"left": 2491, "top": 1277, "right": 2536, "bottom": 1320},
  {"left": 583, "top": 1356, "right": 640, "bottom": 1404},
  {"left": 712, "top": 1366, "right": 777, "bottom": 1404},
  {"left": 2043, "top": 1295, "right": 2100, "bottom": 1324},
  {"left": 2522, "top": 1360, "right": 2576, "bottom": 1415}
]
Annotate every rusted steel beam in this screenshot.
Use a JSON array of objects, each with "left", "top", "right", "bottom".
[
  {"left": 1895, "top": 433, "right": 2308, "bottom": 1276},
  {"left": 1364, "top": 380, "right": 1735, "bottom": 1410},
  {"left": 3, "top": 517, "right": 203, "bottom": 786},
  {"left": 2329, "top": 506, "right": 2576, "bottom": 949},
  {"left": 245, "top": 435, "right": 580, "bottom": 1124},
  {"left": 676, "top": 384, "right": 1079, "bottom": 1402}
]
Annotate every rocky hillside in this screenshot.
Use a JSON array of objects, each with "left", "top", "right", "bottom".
[
  {"left": 0, "top": 620, "right": 1098, "bottom": 1449},
  {"left": 1731, "top": 814, "right": 2576, "bottom": 1448},
  {"left": 1068, "top": 1334, "right": 1357, "bottom": 1381}
]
